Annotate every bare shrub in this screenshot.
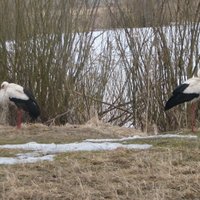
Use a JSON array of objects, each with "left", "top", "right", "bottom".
[{"left": 0, "top": 0, "right": 200, "bottom": 131}]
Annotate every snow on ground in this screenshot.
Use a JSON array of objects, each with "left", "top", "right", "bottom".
[
  {"left": 0, "top": 134, "right": 197, "bottom": 165},
  {"left": 85, "top": 134, "right": 197, "bottom": 142},
  {"left": 0, "top": 141, "right": 152, "bottom": 165},
  {"left": 0, "top": 154, "right": 54, "bottom": 165},
  {"left": 0, "top": 141, "right": 152, "bottom": 153}
]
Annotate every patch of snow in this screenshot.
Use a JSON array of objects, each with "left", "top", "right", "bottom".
[
  {"left": 0, "top": 155, "right": 54, "bottom": 165},
  {"left": 0, "top": 134, "right": 195, "bottom": 165},
  {"left": 0, "top": 142, "right": 152, "bottom": 153},
  {"left": 84, "top": 134, "right": 197, "bottom": 142},
  {"left": 0, "top": 141, "right": 152, "bottom": 165}
]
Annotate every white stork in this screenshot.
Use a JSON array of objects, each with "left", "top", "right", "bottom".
[
  {"left": 165, "top": 70, "right": 200, "bottom": 132},
  {"left": 0, "top": 81, "right": 40, "bottom": 128}
]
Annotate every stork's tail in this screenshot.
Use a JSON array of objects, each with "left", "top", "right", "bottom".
[{"left": 27, "top": 99, "right": 40, "bottom": 119}]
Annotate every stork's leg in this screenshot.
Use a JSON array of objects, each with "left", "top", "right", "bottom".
[
  {"left": 17, "top": 109, "right": 22, "bottom": 129},
  {"left": 191, "top": 103, "right": 196, "bottom": 132}
]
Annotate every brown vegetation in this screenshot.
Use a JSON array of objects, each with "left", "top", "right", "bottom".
[
  {"left": 0, "top": 0, "right": 200, "bottom": 131},
  {"left": 0, "top": 2, "right": 199, "bottom": 198},
  {"left": 0, "top": 123, "right": 199, "bottom": 199},
  {"left": 1, "top": 148, "right": 199, "bottom": 199}
]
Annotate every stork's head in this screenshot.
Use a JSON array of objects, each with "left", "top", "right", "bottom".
[{"left": 1, "top": 81, "right": 9, "bottom": 90}]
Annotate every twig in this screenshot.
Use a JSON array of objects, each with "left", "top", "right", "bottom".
[
  {"left": 44, "top": 110, "right": 72, "bottom": 126},
  {"left": 73, "top": 90, "right": 133, "bottom": 114}
]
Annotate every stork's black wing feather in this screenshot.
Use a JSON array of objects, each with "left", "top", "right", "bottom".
[
  {"left": 172, "top": 83, "right": 189, "bottom": 95},
  {"left": 10, "top": 88, "right": 40, "bottom": 119},
  {"left": 23, "top": 88, "right": 36, "bottom": 101},
  {"left": 165, "top": 93, "right": 199, "bottom": 110}
]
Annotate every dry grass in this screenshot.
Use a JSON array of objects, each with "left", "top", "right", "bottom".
[
  {"left": 0, "top": 123, "right": 199, "bottom": 199},
  {"left": 0, "top": 121, "right": 144, "bottom": 144}
]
